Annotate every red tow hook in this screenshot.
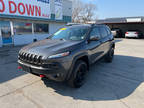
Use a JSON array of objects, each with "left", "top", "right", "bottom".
[
  {"left": 18, "top": 66, "right": 22, "bottom": 70},
  {"left": 40, "top": 75, "right": 45, "bottom": 78}
]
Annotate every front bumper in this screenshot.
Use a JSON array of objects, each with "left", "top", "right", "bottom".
[{"left": 18, "top": 60, "right": 70, "bottom": 81}]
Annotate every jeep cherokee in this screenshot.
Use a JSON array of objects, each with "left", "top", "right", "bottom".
[{"left": 18, "top": 24, "right": 115, "bottom": 88}]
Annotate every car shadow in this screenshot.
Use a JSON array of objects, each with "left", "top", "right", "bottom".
[
  {"left": 115, "top": 39, "right": 123, "bottom": 43},
  {"left": 0, "top": 46, "right": 26, "bottom": 83},
  {"left": 42, "top": 55, "right": 144, "bottom": 101}
]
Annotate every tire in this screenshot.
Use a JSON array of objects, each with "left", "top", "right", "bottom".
[
  {"left": 105, "top": 47, "right": 114, "bottom": 63},
  {"left": 68, "top": 60, "right": 88, "bottom": 88}
]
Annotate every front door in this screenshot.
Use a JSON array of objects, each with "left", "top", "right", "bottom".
[
  {"left": 88, "top": 26, "right": 103, "bottom": 63},
  {"left": 99, "top": 26, "right": 110, "bottom": 55},
  {"left": 0, "top": 21, "right": 13, "bottom": 45}
]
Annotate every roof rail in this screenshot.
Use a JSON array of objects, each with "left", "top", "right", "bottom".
[
  {"left": 66, "top": 23, "right": 82, "bottom": 26},
  {"left": 86, "top": 21, "right": 96, "bottom": 24},
  {"left": 86, "top": 21, "right": 105, "bottom": 25},
  {"left": 66, "top": 22, "right": 105, "bottom": 27}
]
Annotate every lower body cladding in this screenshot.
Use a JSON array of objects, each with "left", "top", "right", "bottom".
[{"left": 18, "top": 60, "right": 72, "bottom": 82}]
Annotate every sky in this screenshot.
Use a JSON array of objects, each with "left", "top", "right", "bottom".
[{"left": 82, "top": 0, "right": 144, "bottom": 19}]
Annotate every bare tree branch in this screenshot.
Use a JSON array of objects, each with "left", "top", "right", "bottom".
[{"left": 72, "top": 0, "right": 97, "bottom": 23}]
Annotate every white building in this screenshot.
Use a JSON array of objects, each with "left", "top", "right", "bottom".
[{"left": 0, "top": 0, "right": 72, "bottom": 47}]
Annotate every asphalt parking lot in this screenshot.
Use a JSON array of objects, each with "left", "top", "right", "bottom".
[{"left": 0, "top": 39, "right": 144, "bottom": 108}]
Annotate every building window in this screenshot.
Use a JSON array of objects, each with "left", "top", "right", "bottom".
[
  {"left": 34, "top": 23, "right": 49, "bottom": 34},
  {"left": 13, "top": 22, "right": 32, "bottom": 35}
]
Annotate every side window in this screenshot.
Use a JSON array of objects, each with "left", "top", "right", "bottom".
[
  {"left": 106, "top": 26, "right": 111, "bottom": 35},
  {"left": 99, "top": 27, "right": 108, "bottom": 38},
  {"left": 90, "top": 27, "right": 101, "bottom": 39}
]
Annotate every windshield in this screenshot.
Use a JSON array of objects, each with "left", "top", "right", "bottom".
[{"left": 50, "top": 26, "right": 90, "bottom": 41}]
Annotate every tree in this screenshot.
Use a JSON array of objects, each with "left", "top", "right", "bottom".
[
  {"left": 81, "top": 3, "right": 97, "bottom": 23},
  {"left": 72, "top": 0, "right": 83, "bottom": 23},
  {"left": 72, "top": 0, "right": 97, "bottom": 23}
]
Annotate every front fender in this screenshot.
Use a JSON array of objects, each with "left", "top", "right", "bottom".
[{"left": 65, "top": 52, "right": 89, "bottom": 81}]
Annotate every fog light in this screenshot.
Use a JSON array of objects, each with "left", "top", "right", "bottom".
[
  {"left": 18, "top": 66, "right": 22, "bottom": 69},
  {"left": 40, "top": 75, "right": 45, "bottom": 78}
]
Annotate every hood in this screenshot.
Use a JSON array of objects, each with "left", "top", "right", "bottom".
[{"left": 20, "top": 39, "right": 82, "bottom": 58}]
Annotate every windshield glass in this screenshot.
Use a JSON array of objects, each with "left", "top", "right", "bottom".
[{"left": 50, "top": 26, "right": 90, "bottom": 41}]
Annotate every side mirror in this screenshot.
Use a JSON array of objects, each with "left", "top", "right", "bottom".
[{"left": 89, "top": 36, "right": 100, "bottom": 41}]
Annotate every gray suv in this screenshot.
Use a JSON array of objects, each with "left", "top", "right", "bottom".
[{"left": 18, "top": 24, "right": 115, "bottom": 88}]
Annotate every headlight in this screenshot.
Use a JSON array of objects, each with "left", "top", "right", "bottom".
[{"left": 48, "top": 52, "right": 70, "bottom": 59}]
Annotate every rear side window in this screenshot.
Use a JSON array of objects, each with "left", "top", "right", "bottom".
[
  {"left": 106, "top": 26, "right": 111, "bottom": 35},
  {"left": 99, "top": 27, "right": 108, "bottom": 38}
]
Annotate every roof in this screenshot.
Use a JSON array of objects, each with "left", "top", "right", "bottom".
[{"left": 97, "top": 16, "right": 144, "bottom": 24}]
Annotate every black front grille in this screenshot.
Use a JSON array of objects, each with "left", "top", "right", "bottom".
[{"left": 19, "top": 52, "right": 43, "bottom": 65}]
